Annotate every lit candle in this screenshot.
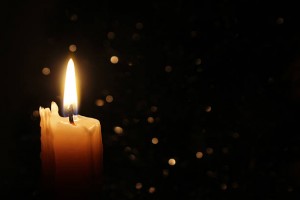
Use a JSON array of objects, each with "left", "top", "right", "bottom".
[{"left": 39, "top": 59, "right": 103, "bottom": 198}]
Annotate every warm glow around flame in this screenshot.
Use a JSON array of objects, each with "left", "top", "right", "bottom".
[{"left": 63, "top": 59, "right": 78, "bottom": 113}]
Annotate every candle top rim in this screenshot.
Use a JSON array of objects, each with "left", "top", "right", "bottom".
[{"left": 39, "top": 101, "right": 100, "bottom": 128}]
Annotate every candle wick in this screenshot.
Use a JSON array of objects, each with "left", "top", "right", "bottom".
[{"left": 68, "top": 104, "right": 75, "bottom": 125}]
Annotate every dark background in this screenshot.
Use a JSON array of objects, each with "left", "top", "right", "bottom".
[{"left": 1, "top": 0, "right": 300, "bottom": 199}]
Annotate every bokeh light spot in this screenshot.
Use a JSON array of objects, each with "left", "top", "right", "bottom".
[
  {"left": 124, "top": 146, "right": 132, "bottom": 152},
  {"left": 150, "top": 106, "right": 158, "bottom": 113},
  {"left": 122, "top": 118, "right": 129, "bottom": 126},
  {"left": 276, "top": 17, "right": 284, "bottom": 25},
  {"left": 107, "top": 32, "right": 115, "bottom": 40},
  {"left": 162, "top": 169, "right": 169, "bottom": 177},
  {"left": 206, "top": 147, "right": 214, "bottom": 155},
  {"left": 69, "top": 44, "right": 77, "bottom": 52},
  {"left": 147, "top": 117, "right": 155, "bottom": 124},
  {"left": 205, "top": 105, "right": 212, "bottom": 112},
  {"left": 168, "top": 158, "right": 176, "bottom": 166},
  {"left": 132, "top": 33, "right": 140, "bottom": 41},
  {"left": 197, "top": 67, "right": 203, "bottom": 73},
  {"left": 165, "top": 65, "right": 172, "bottom": 73},
  {"left": 222, "top": 147, "right": 229, "bottom": 154},
  {"left": 206, "top": 170, "right": 216, "bottom": 178},
  {"left": 152, "top": 137, "right": 159, "bottom": 144},
  {"left": 195, "top": 58, "right": 202, "bottom": 65},
  {"left": 129, "top": 154, "right": 136, "bottom": 160},
  {"left": 135, "top": 182, "right": 142, "bottom": 190},
  {"left": 136, "top": 22, "right": 144, "bottom": 30},
  {"left": 148, "top": 187, "right": 156, "bottom": 194},
  {"left": 221, "top": 183, "right": 227, "bottom": 190},
  {"left": 114, "top": 126, "right": 123, "bottom": 135},
  {"left": 190, "top": 31, "right": 197, "bottom": 37},
  {"left": 95, "top": 99, "right": 105, "bottom": 107},
  {"left": 32, "top": 110, "right": 39, "bottom": 118},
  {"left": 133, "top": 118, "right": 140, "bottom": 123},
  {"left": 42, "top": 67, "right": 51, "bottom": 76},
  {"left": 232, "top": 132, "right": 240, "bottom": 139},
  {"left": 110, "top": 56, "right": 119, "bottom": 64},
  {"left": 70, "top": 14, "right": 78, "bottom": 21},
  {"left": 232, "top": 182, "right": 239, "bottom": 189},
  {"left": 106, "top": 95, "right": 114, "bottom": 103},
  {"left": 288, "top": 187, "right": 294, "bottom": 192},
  {"left": 196, "top": 151, "right": 203, "bottom": 159}
]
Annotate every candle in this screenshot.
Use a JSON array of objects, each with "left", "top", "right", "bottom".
[{"left": 39, "top": 59, "right": 103, "bottom": 199}]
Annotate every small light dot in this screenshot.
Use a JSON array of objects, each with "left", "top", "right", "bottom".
[
  {"left": 133, "top": 118, "right": 140, "bottom": 123},
  {"left": 232, "top": 182, "right": 239, "bottom": 189},
  {"left": 165, "top": 65, "right": 172, "bottom": 73},
  {"left": 106, "top": 95, "right": 114, "bottom": 103},
  {"left": 147, "top": 117, "right": 155, "bottom": 124},
  {"left": 148, "top": 187, "right": 156, "bottom": 194},
  {"left": 268, "top": 77, "right": 274, "bottom": 83},
  {"left": 150, "top": 106, "right": 158, "bottom": 113},
  {"left": 123, "top": 118, "right": 129, "bottom": 125},
  {"left": 152, "top": 137, "right": 159, "bottom": 144},
  {"left": 132, "top": 33, "right": 140, "bottom": 41},
  {"left": 124, "top": 146, "right": 132, "bottom": 152},
  {"left": 129, "top": 154, "right": 136, "bottom": 160},
  {"left": 42, "top": 67, "right": 51, "bottom": 76},
  {"left": 190, "top": 31, "right": 197, "bottom": 37},
  {"left": 222, "top": 147, "right": 229, "bottom": 154},
  {"left": 114, "top": 126, "right": 123, "bottom": 135},
  {"left": 135, "top": 182, "right": 142, "bottom": 190},
  {"left": 196, "top": 151, "right": 203, "bottom": 159},
  {"left": 168, "top": 158, "right": 176, "bottom": 166},
  {"left": 223, "top": 165, "right": 230, "bottom": 170},
  {"left": 287, "top": 186, "right": 294, "bottom": 192},
  {"left": 107, "top": 32, "right": 115, "bottom": 40},
  {"left": 221, "top": 183, "right": 227, "bottom": 190},
  {"left": 232, "top": 132, "right": 240, "bottom": 139},
  {"left": 205, "top": 106, "right": 211, "bottom": 112},
  {"left": 69, "top": 44, "right": 77, "bottom": 52},
  {"left": 128, "top": 62, "right": 133, "bottom": 66},
  {"left": 132, "top": 148, "right": 139, "bottom": 154},
  {"left": 206, "top": 170, "right": 216, "bottom": 178},
  {"left": 70, "top": 14, "right": 78, "bottom": 21},
  {"left": 276, "top": 17, "right": 284, "bottom": 25},
  {"left": 206, "top": 147, "right": 214, "bottom": 155},
  {"left": 110, "top": 56, "right": 119, "bottom": 64},
  {"left": 32, "top": 110, "right": 39, "bottom": 118},
  {"left": 195, "top": 58, "right": 202, "bottom": 65},
  {"left": 162, "top": 169, "right": 169, "bottom": 177},
  {"left": 95, "top": 99, "right": 105, "bottom": 107},
  {"left": 197, "top": 67, "right": 203, "bottom": 73},
  {"left": 136, "top": 22, "right": 144, "bottom": 30}
]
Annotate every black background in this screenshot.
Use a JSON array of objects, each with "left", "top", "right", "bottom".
[{"left": 1, "top": 0, "right": 300, "bottom": 199}]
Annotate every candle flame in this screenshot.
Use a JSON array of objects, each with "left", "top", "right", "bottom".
[{"left": 63, "top": 59, "right": 78, "bottom": 114}]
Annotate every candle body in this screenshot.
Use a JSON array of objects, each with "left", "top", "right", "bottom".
[{"left": 39, "top": 102, "right": 102, "bottom": 198}]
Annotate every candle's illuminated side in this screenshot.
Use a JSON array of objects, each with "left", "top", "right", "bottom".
[
  {"left": 39, "top": 105, "right": 55, "bottom": 192},
  {"left": 39, "top": 58, "right": 103, "bottom": 198}
]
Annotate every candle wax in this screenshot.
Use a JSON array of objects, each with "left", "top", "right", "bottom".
[{"left": 39, "top": 101, "right": 102, "bottom": 198}]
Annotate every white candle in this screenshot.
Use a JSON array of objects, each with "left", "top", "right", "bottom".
[{"left": 39, "top": 59, "right": 103, "bottom": 198}]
